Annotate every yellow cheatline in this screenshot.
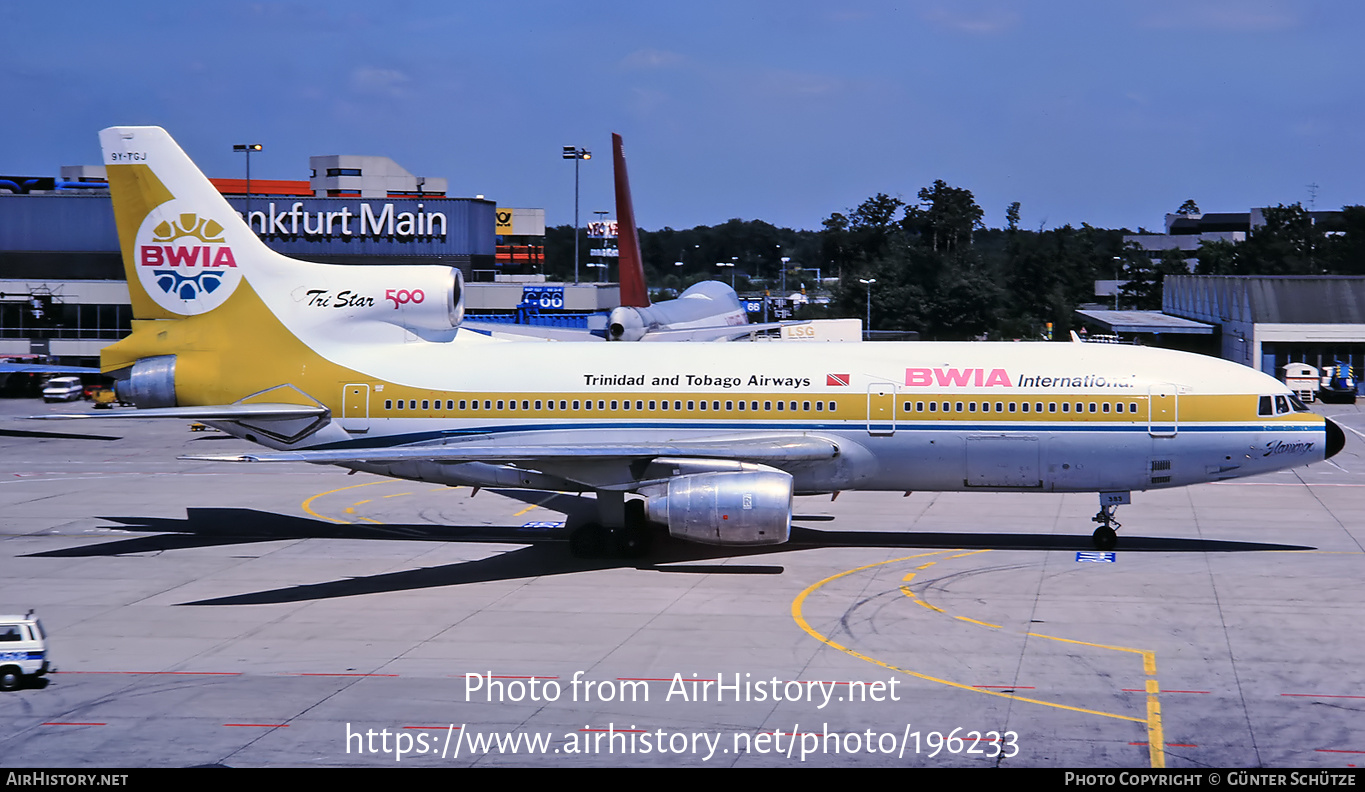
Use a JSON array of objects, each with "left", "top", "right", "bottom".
[
  {"left": 301, "top": 480, "right": 393, "bottom": 524},
  {"left": 792, "top": 553, "right": 1153, "bottom": 743}
]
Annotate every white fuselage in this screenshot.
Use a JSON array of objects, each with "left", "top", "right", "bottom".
[{"left": 284, "top": 336, "right": 1327, "bottom": 496}]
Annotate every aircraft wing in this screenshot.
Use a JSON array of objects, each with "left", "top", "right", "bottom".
[
  {"left": 181, "top": 433, "right": 839, "bottom": 464},
  {"left": 640, "top": 321, "right": 805, "bottom": 342}
]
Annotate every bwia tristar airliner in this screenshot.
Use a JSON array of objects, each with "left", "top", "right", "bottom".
[{"left": 70, "top": 126, "right": 1343, "bottom": 556}]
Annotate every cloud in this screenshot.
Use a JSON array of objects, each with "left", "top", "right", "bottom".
[
  {"left": 350, "top": 67, "right": 412, "bottom": 97},
  {"left": 620, "top": 49, "right": 686, "bottom": 70},
  {"left": 920, "top": 3, "right": 1021, "bottom": 35},
  {"left": 1138, "top": 1, "right": 1299, "bottom": 32}
]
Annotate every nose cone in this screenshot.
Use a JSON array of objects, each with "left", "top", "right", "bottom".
[{"left": 1326, "top": 417, "right": 1346, "bottom": 459}]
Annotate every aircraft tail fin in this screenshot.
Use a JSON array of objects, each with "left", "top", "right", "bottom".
[
  {"left": 613, "top": 133, "right": 649, "bottom": 308},
  {"left": 99, "top": 126, "right": 282, "bottom": 322}
]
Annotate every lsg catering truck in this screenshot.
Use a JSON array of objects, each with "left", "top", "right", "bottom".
[{"left": 0, "top": 611, "right": 50, "bottom": 691}]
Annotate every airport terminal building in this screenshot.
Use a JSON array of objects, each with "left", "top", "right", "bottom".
[{"left": 1, "top": 154, "right": 616, "bottom": 375}]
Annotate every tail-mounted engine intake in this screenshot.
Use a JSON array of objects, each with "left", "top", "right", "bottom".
[
  {"left": 643, "top": 468, "right": 793, "bottom": 546},
  {"left": 112, "top": 354, "right": 177, "bottom": 408},
  {"left": 376, "top": 266, "right": 464, "bottom": 331}
]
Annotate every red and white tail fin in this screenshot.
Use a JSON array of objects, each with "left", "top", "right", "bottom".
[{"left": 613, "top": 133, "right": 649, "bottom": 308}]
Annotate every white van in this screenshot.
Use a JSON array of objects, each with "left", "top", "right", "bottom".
[
  {"left": 0, "top": 612, "right": 51, "bottom": 691},
  {"left": 41, "top": 377, "right": 84, "bottom": 402}
]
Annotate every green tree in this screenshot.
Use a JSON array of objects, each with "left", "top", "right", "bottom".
[{"left": 905, "top": 180, "right": 983, "bottom": 253}]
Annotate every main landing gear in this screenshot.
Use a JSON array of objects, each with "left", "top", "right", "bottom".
[{"left": 569, "top": 492, "right": 653, "bottom": 559}]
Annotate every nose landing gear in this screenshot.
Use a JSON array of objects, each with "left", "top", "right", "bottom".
[{"left": 1091, "top": 504, "right": 1121, "bottom": 550}]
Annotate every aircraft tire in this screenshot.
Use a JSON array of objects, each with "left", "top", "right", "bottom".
[
  {"left": 569, "top": 523, "right": 608, "bottom": 558},
  {"left": 614, "top": 524, "right": 652, "bottom": 559},
  {"left": 1092, "top": 526, "right": 1117, "bottom": 551},
  {"left": 612, "top": 500, "right": 652, "bottom": 558}
]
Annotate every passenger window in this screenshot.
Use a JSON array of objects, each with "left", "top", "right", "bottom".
[
  {"left": 727, "top": 401, "right": 734, "bottom": 411},
  {"left": 385, "top": 400, "right": 392, "bottom": 410},
  {"left": 802, "top": 401, "right": 810, "bottom": 411},
  {"left": 636, "top": 401, "right": 644, "bottom": 411},
  {"left": 715, "top": 401, "right": 722, "bottom": 411}
]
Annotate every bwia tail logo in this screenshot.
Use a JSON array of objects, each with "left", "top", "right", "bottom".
[{"left": 136, "top": 206, "right": 241, "bottom": 315}]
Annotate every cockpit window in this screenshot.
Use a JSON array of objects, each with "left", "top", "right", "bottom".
[
  {"left": 1274, "top": 395, "right": 1290, "bottom": 415},
  {"left": 1258, "top": 396, "right": 1274, "bottom": 416},
  {"left": 1288, "top": 394, "right": 1311, "bottom": 412}
]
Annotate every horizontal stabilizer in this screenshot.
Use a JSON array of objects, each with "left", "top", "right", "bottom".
[
  {"left": 31, "top": 403, "right": 329, "bottom": 421},
  {"left": 182, "top": 434, "right": 839, "bottom": 464}
]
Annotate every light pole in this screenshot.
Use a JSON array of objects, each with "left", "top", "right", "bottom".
[
  {"left": 716, "top": 261, "right": 735, "bottom": 288},
  {"left": 859, "top": 277, "right": 877, "bottom": 340},
  {"left": 233, "top": 143, "right": 262, "bottom": 233},
  {"left": 562, "top": 145, "right": 591, "bottom": 283}
]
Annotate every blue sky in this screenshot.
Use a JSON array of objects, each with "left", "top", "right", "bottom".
[{"left": 3, "top": 1, "right": 1361, "bottom": 232}]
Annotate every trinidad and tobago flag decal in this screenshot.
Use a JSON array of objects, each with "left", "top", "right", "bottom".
[{"left": 826, "top": 373, "right": 850, "bottom": 387}]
